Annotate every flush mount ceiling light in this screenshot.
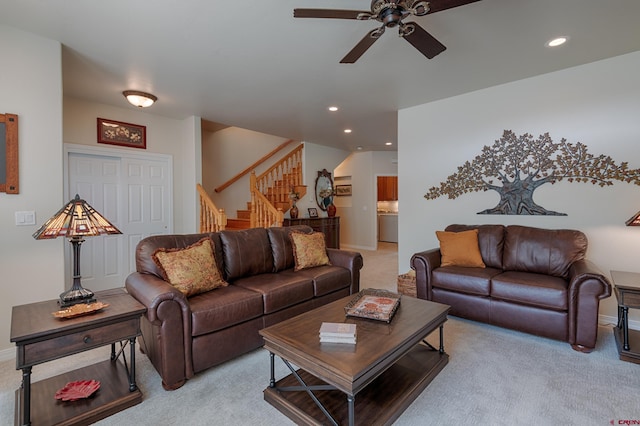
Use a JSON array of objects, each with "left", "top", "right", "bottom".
[
  {"left": 123, "top": 90, "right": 157, "bottom": 108},
  {"left": 546, "top": 37, "right": 568, "bottom": 47}
]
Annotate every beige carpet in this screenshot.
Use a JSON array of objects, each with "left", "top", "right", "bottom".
[
  {"left": 3, "top": 244, "right": 638, "bottom": 425},
  {"left": 358, "top": 242, "right": 399, "bottom": 292}
]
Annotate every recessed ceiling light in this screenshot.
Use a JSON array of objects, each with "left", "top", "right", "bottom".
[
  {"left": 344, "top": 129, "right": 352, "bottom": 134},
  {"left": 356, "top": 146, "right": 363, "bottom": 150},
  {"left": 328, "top": 106, "right": 339, "bottom": 112},
  {"left": 385, "top": 142, "right": 393, "bottom": 146},
  {"left": 546, "top": 37, "right": 568, "bottom": 47}
]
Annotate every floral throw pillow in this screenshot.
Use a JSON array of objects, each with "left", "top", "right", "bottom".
[
  {"left": 152, "top": 237, "right": 228, "bottom": 297},
  {"left": 290, "top": 231, "right": 331, "bottom": 272}
]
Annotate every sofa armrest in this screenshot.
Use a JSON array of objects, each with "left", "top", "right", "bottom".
[
  {"left": 125, "top": 272, "right": 194, "bottom": 389},
  {"left": 566, "top": 259, "right": 612, "bottom": 350},
  {"left": 327, "top": 248, "right": 364, "bottom": 294},
  {"left": 410, "top": 248, "right": 442, "bottom": 300}
]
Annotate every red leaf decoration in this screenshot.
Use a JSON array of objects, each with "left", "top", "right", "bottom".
[{"left": 55, "top": 380, "right": 100, "bottom": 401}]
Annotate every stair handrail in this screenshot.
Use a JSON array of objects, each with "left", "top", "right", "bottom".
[
  {"left": 250, "top": 172, "right": 284, "bottom": 228},
  {"left": 253, "top": 143, "right": 304, "bottom": 208},
  {"left": 197, "top": 183, "right": 227, "bottom": 232},
  {"left": 214, "top": 139, "right": 296, "bottom": 193}
]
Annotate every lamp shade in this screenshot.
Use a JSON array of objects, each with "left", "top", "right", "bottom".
[
  {"left": 33, "top": 194, "right": 121, "bottom": 239},
  {"left": 33, "top": 195, "right": 122, "bottom": 307},
  {"left": 123, "top": 90, "right": 157, "bottom": 108},
  {"left": 626, "top": 211, "right": 640, "bottom": 226}
]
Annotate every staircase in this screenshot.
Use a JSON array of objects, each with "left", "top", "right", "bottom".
[{"left": 199, "top": 142, "right": 306, "bottom": 232}]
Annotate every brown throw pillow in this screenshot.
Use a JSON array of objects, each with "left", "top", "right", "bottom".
[
  {"left": 436, "top": 229, "right": 486, "bottom": 268},
  {"left": 152, "top": 237, "right": 228, "bottom": 297},
  {"left": 290, "top": 231, "right": 331, "bottom": 271}
]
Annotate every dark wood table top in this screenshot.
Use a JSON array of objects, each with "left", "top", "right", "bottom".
[
  {"left": 260, "top": 293, "right": 449, "bottom": 395},
  {"left": 10, "top": 287, "right": 146, "bottom": 344},
  {"left": 611, "top": 270, "right": 640, "bottom": 291}
]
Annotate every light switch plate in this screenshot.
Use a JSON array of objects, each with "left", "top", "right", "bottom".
[{"left": 15, "top": 211, "right": 36, "bottom": 226}]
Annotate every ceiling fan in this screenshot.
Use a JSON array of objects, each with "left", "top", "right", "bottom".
[{"left": 294, "top": 0, "right": 481, "bottom": 63}]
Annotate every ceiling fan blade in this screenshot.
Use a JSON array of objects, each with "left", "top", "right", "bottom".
[
  {"left": 340, "top": 28, "right": 384, "bottom": 64},
  {"left": 293, "top": 9, "right": 370, "bottom": 20},
  {"left": 401, "top": 23, "right": 446, "bottom": 59},
  {"left": 425, "top": 0, "right": 482, "bottom": 14}
]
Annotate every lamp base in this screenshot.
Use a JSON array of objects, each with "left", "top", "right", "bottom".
[{"left": 59, "top": 287, "right": 96, "bottom": 308}]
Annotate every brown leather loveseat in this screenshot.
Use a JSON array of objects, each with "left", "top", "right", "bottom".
[
  {"left": 410, "top": 224, "right": 611, "bottom": 352},
  {"left": 126, "top": 225, "right": 363, "bottom": 390}
]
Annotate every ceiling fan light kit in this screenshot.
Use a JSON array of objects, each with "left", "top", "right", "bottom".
[{"left": 294, "top": 0, "right": 481, "bottom": 63}]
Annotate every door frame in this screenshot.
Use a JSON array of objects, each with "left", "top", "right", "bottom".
[{"left": 63, "top": 143, "right": 174, "bottom": 287}]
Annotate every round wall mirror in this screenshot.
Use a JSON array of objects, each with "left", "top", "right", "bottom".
[{"left": 315, "top": 169, "right": 334, "bottom": 211}]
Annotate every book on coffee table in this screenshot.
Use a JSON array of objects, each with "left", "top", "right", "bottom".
[{"left": 319, "top": 322, "right": 356, "bottom": 344}]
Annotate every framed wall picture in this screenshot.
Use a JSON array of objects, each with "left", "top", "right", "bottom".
[
  {"left": 308, "top": 208, "right": 319, "bottom": 218},
  {"left": 335, "top": 184, "right": 352, "bottom": 196},
  {"left": 97, "top": 118, "right": 146, "bottom": 149},
  {"left": 0, "top": 113, "right": 19, "bottom": 194}
]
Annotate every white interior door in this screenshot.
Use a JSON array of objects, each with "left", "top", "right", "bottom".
[{"left": 66, "top": 145, "right": 172, "bottom": 293}]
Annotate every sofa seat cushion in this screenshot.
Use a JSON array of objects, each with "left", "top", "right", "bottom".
[
  {"left": 491, "top": 271, "right": 568, "bottom": 311},
  {"left": 432, "top": 266, "right": 502, "bottom": 296},
  {"left": 293, "top": 265, "right": 351, "bottom": 297},
  {"left": 234, "top": 273, "right": 314, "bottom": 314},
  {"left": 189, "top": 285, "right": 264, "bottom": 337}
]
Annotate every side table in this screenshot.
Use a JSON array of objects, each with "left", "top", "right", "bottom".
[
  {"left": 10, "top": 287, "right": 146, "bottom": 425},
  {"left": 610, "top": 270, "right": 640, "bottom": 364}
]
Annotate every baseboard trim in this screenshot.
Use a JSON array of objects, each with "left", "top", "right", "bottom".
[
  {"left": 599, "top": 314, "right": 640, "bottom": 331},
  {"left": 0, "top": 347, "right": 14, "bottom": 362},
  {"left": 340, "top": 243, "right": 378, "bottom": 251}
]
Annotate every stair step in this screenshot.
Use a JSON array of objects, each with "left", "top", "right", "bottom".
[
  {"left": 236, "top": 209, "right": 251, "bottom": 220},
  {"left": 226, "top": 218, "right": 251, "bottom": 230}
]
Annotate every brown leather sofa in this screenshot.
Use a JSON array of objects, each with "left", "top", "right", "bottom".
[
  {"left": 125, "top": 225, "right": 363, "bottom": 390},
  {"left": 410, "top": 224, "right": 611, "bottom": 352}
]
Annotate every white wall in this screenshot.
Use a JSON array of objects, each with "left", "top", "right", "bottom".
[
  {"left": 202, "top": 129, "right": 350, "bottom": 224},
  {"left": 336, "top": 151, "right": 398, "bottom": 251},
  {"left": 202, "top": 127, "right": 293, "bottom": 215},
  {"left": 63, "top": 97, "right": 200, "bottom": 234},
  {"left": 398, "top": 51, "right": 640, "bottom": 323},
  {"left": 0, "top": 25, "right": 64, "bottom": 356}
]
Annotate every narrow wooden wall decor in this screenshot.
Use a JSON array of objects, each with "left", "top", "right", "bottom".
[
  {"left": 425, "top": 130, "right": 640, "bottom": 215},
  {"left": 0, "top": 113, "right": 19, "bottom": 194}
]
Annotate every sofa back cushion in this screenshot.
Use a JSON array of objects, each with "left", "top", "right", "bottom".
[
  {"left": 267, "top": 225, "right": 313, "bottom": 272},
  {"left": 445, "top": 224, "right": 505, "bottom": 269},
  {"left": 502, "top": 225, "right": 587, "bottom": 278},
  {"left": 220, "top": 227, "right": 274, "bottom": 281},
  {"left": 136, "top": 233, "right": 224, "bottom": 278}
]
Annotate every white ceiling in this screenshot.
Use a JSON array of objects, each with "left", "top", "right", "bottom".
[{"left": 2, "top": 0, "right": 640, "bottom": 152}]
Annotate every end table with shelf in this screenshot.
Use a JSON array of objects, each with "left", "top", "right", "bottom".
[
  {"left": 610, "top": 270, "right": 640, "bottom": 364},
  {"left": 10, "top": 287, "right": 146, "bottom": 425}
]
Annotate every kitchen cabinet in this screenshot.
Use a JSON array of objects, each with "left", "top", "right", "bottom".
[{"left": 377, "top": 176, "right": 398, "bottom": 201}]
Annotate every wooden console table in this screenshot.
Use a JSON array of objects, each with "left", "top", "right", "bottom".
[
  {"left": 284, "top": 216, "right": 340, "bottom": 249},
  {"left": 10, "top": 288, "right": 146, "bottom": 425},
  {"left": 610, "top": 270, "right": 640, "bottom": 364}
]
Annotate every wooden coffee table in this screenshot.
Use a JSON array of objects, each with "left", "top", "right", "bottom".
[{"left": 260, "top": 293, "right": 450, "bottom": 426}]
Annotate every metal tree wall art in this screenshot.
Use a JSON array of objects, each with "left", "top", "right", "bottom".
[{"left": 424, "top": 130, "right": 640, "bottom": 215}]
